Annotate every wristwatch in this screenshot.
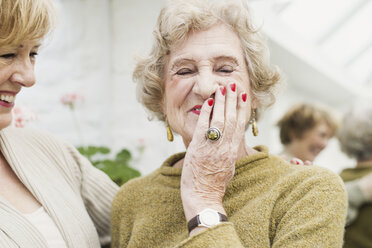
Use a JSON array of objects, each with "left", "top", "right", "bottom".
[{"left": 187, "top": 208, "right": 228, "bottom": 233}]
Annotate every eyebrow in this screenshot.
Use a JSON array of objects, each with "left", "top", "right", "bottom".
[
  {"left": 170, "top": 58, "right": 195, "bottom": 71},
  {"left": 170, "top": 55, "right": 239, "bottom": 70},
  {"left": 212, "top": 56, "right": 239, "bottom": 65},
  {"left": 18, "top": 44, "right": 41, "bottom": 49}
]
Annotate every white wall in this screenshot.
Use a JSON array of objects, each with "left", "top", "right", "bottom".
[
  {"left": 15, "top": 0, "right": 356, "bottom": 176},
  {"left": 18, "top": 0, "right": 112, "bottom": 146},
  {"left": 109, "top": 0, "right": 185, "bottom": 174}
]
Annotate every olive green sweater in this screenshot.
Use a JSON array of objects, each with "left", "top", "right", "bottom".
[
  {"left": 340, "top": 165, "right": 372, "bottom": 248},
  {"left": 111, "top": 146, "right": 347, "bottom": 248}
]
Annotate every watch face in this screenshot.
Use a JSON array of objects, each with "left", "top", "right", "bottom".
[{"left": 199, "top": 209, "right": 220, "bottom": 227}]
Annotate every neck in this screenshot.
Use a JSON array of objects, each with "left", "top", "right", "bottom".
[
  {"left": 238, "top": 137, "right": 258, "bottom": 158},
  {"left": 0, "top": 150, "right": 10, "bottom": 173},
  {"left": 281, "top": 147, "right": 294, "bottom": 160},
  {"left": 284, "top": 144, "right": 307, "bottom": 161}
]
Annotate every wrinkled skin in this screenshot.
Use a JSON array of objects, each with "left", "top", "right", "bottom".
[
  {"left": 162, "top": 24, "right": 258, "bottom": 235},
  {"left": 181, "top": 85, "right": 248, "bottom": 207}
]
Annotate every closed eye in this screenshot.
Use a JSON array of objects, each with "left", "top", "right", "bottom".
[
  {"left": 0, "top": 53, "right": 15, "bottom": 59},
  {"left": 217, "top": 65, "right": 234, "bottom": 73},
  {"left": 176, "top": 68, "right": 195, "bottom": 75},
  {"left": 30, "top": 52, "right": 39, "bottom": 59}
]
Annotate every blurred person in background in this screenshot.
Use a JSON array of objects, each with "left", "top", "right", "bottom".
[
  {"left": 277, "top": 103, "right": 339, "bottom": 164},
  {"left": 0, "top": 0, "right": 118, "bottom": 247},
  {"left": 111, "top": 0, "right": 347, "bottom": 247},
  {"left": 277, "top": 102, "right": 371, "bottom": 230},
  {"left": 338, "top": 102, "right": 372, "bottom": 248}
]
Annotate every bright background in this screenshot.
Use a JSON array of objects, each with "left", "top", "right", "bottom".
[{"left": 15, "top": 0, "right": 372, "bottom": 175}]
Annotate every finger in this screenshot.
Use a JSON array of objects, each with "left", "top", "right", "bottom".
[
  {"left": 224, "top": 83, "right": 237, "bottom": 140},
  {"left": 304, "top": 160, "right": 313, "bottom": 166},
  {"left": 290, "top": 158, "right": 304, "bottom": 165},
  {"left": 209, "top": 86, "right": 226, "bottom": 131},
  {"left": 191, "top": 98, "right": 214, "bottom": 142},
  {"left": 232, "top": 92, "right": 247, "bottom": 145}
]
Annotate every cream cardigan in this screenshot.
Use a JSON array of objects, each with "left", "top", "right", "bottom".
[{"left": 0, "top": 127, "right": 118, "bottom": 248}]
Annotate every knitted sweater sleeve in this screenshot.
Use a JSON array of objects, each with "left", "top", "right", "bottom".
[
  {"left": 65, "top": 144, "right": 119, "bottom": 246},
  {"left": 344, "top": 180, "right": 368, "bottom": 226},
  {"left": 270, "top": 168, "right": 347, "bottom": 248},
  {"left": 175, "top": 223, "right": 244, "bottom": 248}
]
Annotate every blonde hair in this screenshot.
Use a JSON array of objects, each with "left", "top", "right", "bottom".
[
  {"left": 133, "top": 0, "right": 281, "bottom": 121},
  {"left": 0, "top": 0, "right": 55, "bottom": 49},
  {"left": 277, "top": 103, "right": 339, "bottom": 145}
]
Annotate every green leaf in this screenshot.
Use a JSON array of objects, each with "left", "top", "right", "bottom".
[
  {"left": 115, "top": 149, "right": 132, "bottom": 164},
  {"left": 77, "top": 146, "right": 141, "bottom": 186}
]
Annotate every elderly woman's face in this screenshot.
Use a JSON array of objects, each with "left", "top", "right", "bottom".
[
  {"left": 162, "top": 24, "right": 253, "bottom": 146},
  {"left": 0, "top": 40, "right": 39, "bottom": 130}
]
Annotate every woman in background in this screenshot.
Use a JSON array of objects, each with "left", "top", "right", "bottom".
[
  {"left": 277, "top": 102, "right": 372, "bottom": 228},
  {"left": 338, "top": 102, "right": 372, "bottom": 248},
  {"left": 111, "top": 0, "right": 347, "bottom": 247},
  {"left": 277, "top": 103, "right": 338, "bottom": 163},
  {"left": 0, "top": 0, "right": 118, "bottom": 247}
]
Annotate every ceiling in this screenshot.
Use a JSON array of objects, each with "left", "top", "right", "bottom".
[{"left": 249, "top": 0, "right": 372, "bottom": 102}]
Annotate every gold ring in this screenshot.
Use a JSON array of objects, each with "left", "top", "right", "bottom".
[{"left": 206, "top": 127, "right": 221, "bottom": 141}]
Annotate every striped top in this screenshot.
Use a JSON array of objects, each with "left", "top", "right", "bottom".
[{"left": 0, "top": 127, "right": 119, "bottom": 248}]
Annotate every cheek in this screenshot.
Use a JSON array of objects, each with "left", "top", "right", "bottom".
[
  {"left": 164, "top": 78, "right": 194, "bottom": 111},
  {"left": 0, "top": 67, "right": 10, "bottom": 84}
]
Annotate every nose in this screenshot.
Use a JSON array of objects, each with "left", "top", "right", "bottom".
[
  {"left": 192, "top": 70, "right": 219, "bottom": 99},
  {"left": 10, "top": 58, "right": 36, "bottom": 87}
]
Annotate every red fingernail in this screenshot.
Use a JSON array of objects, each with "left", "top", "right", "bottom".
[
  {"left": 208, "top": 99, "right": 214, "bottom": 106},
  {"left": 242, "top": 93, "right": 247, "bottom": 102},
  {"left": 230, "top": 83, "right": 236, "bottom": 92},
  {"left": 220, "top": 86, "right": 226, "bottom": 96}
]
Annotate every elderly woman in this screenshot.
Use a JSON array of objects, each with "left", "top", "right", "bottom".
[
  {"left": 338, "top": 103, "right": 372, "bottom": 248},
  {"left": 111, "top": 0, "right": 347, "bottom": 247},
  {"left": 0, "top": 0, "right": 118, "bottom": 247},
  {"left": 277, "top": 103, "right": 339, "bottom": 163}
]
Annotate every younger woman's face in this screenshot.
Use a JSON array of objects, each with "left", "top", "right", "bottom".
[{"left": 0, "top": 40, "right": 39, "bottom": 130}]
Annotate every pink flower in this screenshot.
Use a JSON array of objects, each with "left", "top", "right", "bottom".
[
  {"left": 12, "top": 106, "right": 38, "bottom": 128},
  {"left": 60, "top": 93, "right": 85, "bottom": 109},
  {"left": 138, "top": 138, "right": 145, "bottom": 146}
]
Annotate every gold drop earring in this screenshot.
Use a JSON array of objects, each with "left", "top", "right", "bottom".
[
  {"left": 249, "top": 109, "right": 258, "bottom": 136},
  {"left": 166, "top": 119, "right": 174, "bottom": 142}
]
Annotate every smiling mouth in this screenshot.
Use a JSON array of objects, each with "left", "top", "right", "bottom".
[
  {"left": 189, "top": 105, "right": 202, "bottom": 115},
  {"left": 0, "top": 94, "right": 15, "bottom": 103},
  {"left": 309, "top": 146, "right": 322, "bottom": 156},
  {"left": 0, "top": 94, "right": 16, "bottom": 108}
]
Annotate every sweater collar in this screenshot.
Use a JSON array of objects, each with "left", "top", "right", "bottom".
[{"left": 160, "top": 145, "right": 269, "bottom": 177}]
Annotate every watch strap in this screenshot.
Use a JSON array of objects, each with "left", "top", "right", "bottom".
[{"left": 187, "top": 211, "right": 228, "bottom": 233}]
